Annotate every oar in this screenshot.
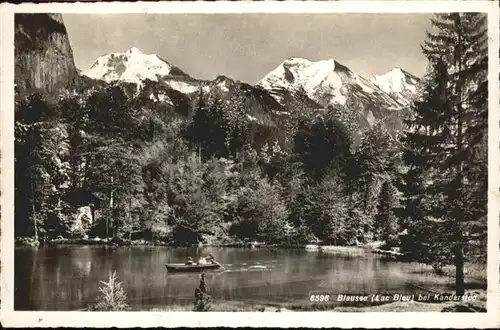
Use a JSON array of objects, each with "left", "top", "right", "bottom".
[{"left": 210, "top": 258, "right": 225, "bottom": 270}]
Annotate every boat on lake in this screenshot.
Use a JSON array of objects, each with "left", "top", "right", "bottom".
[
  {"left": 165, "top": 263, "right": 222, "bottom": 272},
  {"left": 166, "top": 254, "right": 223, "bottom": 272}
]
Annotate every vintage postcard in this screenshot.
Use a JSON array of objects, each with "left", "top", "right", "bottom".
[{"left": 0, "top": 0, "right": 499, "bottom": 328}]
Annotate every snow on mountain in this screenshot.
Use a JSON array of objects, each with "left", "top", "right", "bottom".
[
  {"left": 256, "top": 57, "right": 424, "bottom": 139},
  {"left": 149, "top": 91, "right": 173, "bottom": 105},
  {"left": 82, "top": 46, "right": 204, "bottom": 96},
  {"left": 370, "top": 68, "right": 420, "bottom": 105},
  {"left": 257, "top": 57, "right": 347, "bottom": 106},
  {"left": 213, "top": 75, "right": 232, "bottom": 92},
  {"left": 82, "top": 47, "right": 175, "bottom": 83},
  {"left": 256, "top": 57, "right": 403, "bottom": 110},
  {"left": 167, "top": 80, "right": 200, "bottom": 94}
]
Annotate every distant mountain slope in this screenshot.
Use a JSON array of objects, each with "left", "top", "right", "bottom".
[
  {"left": 257, "top": 57, "right": 420, "bottom": 137},
  {"left": 83, "top": 47, "right": 191, "bottom": 83},
  {"left": 257, "top": 57, "right": 405, "bottom": 110},
  {"left": 370, "top": 68, "right": 420, "bottom": 106},
  {"left": 82, "top": 47, "right": 203, "bottom": 94}
]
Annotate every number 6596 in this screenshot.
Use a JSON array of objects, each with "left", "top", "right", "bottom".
[{"left": 310, "top": 294, "right": 329, "bottom": 302}]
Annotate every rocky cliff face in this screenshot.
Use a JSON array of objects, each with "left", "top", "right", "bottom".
[{"left": 15, "top": 13, "right": 78, "bottom": 95}]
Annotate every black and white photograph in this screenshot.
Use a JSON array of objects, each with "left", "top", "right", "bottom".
[{"left": 1, "top": 1, "right": 499, "bottom": 328}]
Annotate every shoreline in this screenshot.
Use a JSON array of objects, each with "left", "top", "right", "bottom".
[
  {"left": 15, "top": 236, "right": 382, "bottom": 251},
  {"left": 15, "top": 237, "right": 412, "bottom": 260}
]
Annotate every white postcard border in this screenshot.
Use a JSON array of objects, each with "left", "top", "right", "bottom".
[{"left": 1, "top": 1, "right": 499, "bottom": 328}]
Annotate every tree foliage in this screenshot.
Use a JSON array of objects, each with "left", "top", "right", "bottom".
[
  {"left": 88, "top": 271, "right": 128, "bottom": 311},
  {"left": 401, "top": 13, "right": 487, "bottom": 294}
]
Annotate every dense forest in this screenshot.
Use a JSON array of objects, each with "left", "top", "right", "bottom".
[{"left": 15, "top": 14, "right": 487, "bottom": 293}]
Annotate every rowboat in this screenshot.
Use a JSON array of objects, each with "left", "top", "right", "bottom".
[{"left": 165, "top": 263, "right": 222, "bottom": 273}]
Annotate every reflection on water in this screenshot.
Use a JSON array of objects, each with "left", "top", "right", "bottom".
[{"left": 15, "top": 246, "right": 455, "bottom": 310}]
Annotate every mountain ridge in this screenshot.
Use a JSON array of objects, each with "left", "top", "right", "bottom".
[
  {"left": 81, "top": 47, "right": 420, "bottom": 110},
  {"left": 75, "top": 46, "right": 423, "bottom": 145},
  {"left": 256, "top": 56, "right": 420, "bottom": 110}
]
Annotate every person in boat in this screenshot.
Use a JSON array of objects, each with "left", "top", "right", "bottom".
[
  {"left": 207, "top": 254, "right": 216, "bottom": 264},
  {"left": 197, "top": 256, "right": 208, "bottom": 265},
  {"left": 197, "top": 254, "right": 216, "bottom": 265},
  {"left": 186, "top": 257, "right": 195, "bottom": 265}
]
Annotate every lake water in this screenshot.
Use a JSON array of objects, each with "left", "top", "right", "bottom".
[{"left": 15, "top": 245, "right": 459, "bottom": 310}]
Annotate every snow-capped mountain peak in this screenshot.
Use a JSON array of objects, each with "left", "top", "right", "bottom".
[
  {"left": 82, "top": 47, "right": 175, "bottom": 84},
  {"left": 282, "top": 56, "right": 335, "bottom": 68},
  {"left": 125, "top": 46, "right": 144, "bottom": 55},
  {"left": 370, "top": 68, "right": 420, "bottom": 105},
  {"left": 257, "top": 57, "right": 352, "bottom": 106},
  {"left": 257, "top": 56, "right": 405, "bottom": 110}
]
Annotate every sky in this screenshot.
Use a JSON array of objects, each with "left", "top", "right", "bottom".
[{"left": 63, "top": 13, "right": 433, "bottom": 84}]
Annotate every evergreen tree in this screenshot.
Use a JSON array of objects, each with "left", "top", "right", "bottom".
[
  {"left": 293, "top": 117, "right": 352, "bottom": 182},
  {"left": 185, "top": 93, "right": 229, "bottom": 160},
  {"left": 283, "top": 86, "right": 315, "bottom": 149},
  {"left": 165, "top": 153, "right": 223, "bottom": 245},
  {"left": 402, "top": 13, "right": 487, "bottom": 295},
  {"left": 326, "top": 103, "right": 360, "bottom": 140},
  {"left": 141, "top": 154, "right": 172, "bottom": 240},
  {"left": 290, "top": 177, "right": 349, "bottom": 245},
  {"left": 357, "top": 122, "right": 399, "bottom": 178},
  {"left": 395, "top": 166, "right": 434, "bottom": 263},
  {"left": 375, "top": 181, "right": 399, "bottom": 246},
  {"left": 346, "top": 191, "right": 372, "bottom": 245},
  {"left": 230, "top": 177, "right": 289, "bottom": 243},
  {"left": 222, "top": 86, "right": 253, "bottom": 158},
  {"left": 355, "top": 122, "right": 400, "bottom": 235},
  {"left": 113, "top": 147, "right": 145, "bottom": 241}
]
